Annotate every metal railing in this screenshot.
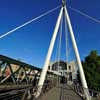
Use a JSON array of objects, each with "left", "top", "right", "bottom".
[{"left": 72, "top": 83, "right": 100, "bottom": 100}]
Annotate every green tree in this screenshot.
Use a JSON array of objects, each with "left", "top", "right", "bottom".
[{"left": 82, "top": 50, "right": 100, "bottom": 91}]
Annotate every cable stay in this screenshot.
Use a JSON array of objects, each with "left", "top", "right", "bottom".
[
  {"left": 57, "top": 12, "right": 63, "bottom": 86},
  {"left": 64, "top": 14, "right": 69, "bottom": 64},
  {"left": 0, "top": 5, "right": 61, "bottom": 39},
  {"left": 69, "top": 6, "right": 100, "bottom": 24},
  {"left": 57, "top": 13, "right": 63, "bottom": 72}
]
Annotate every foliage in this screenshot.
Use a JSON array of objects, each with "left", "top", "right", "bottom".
[{"left": 82, "top": 50, "right": 100, "bottom": 91}]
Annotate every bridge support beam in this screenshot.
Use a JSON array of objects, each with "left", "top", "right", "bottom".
[
  {"left": 35, "top": 7, "right": 63, "bottom": 98},
  {"left": 64, "top": 5, "right": 91, "bottom": 100}
]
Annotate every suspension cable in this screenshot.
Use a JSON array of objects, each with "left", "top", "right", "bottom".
[
  {"left": 56, "top": 11, "right": 63, "bottom": 87},
  {"left": 0, "top": 5, "right": 61, "bottom": 39},
  {"left": 57, "top": 13, "right": 63, "bottom": 73},
  {"left": 64, "top": 13, "right": 70, "bottom": 70},
  {"left": 69, "top": 6, "right": 100, "bottom": 24},
  {"left": 54, "top": 32, "right": 60, "bottom": 62}
]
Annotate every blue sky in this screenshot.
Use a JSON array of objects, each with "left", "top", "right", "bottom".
[{"left": 0, "top": 0, "right": 100, "bottom": 68}]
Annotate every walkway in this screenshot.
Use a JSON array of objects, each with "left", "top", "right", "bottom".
[{"left": 38, "top": 84, "right": 83, "bottom": 100}]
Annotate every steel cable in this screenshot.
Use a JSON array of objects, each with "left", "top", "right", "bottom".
[{"left": 0, "top": 5, "right": 61, "bottom": 39}]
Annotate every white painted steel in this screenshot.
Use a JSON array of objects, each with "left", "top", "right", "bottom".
[
  {"left": 35, "top": 7, "right": 64, "bottom": 98},
  {"left": 0, "top": 6, "right": 60, "bottom": 39},
  {"left": 64, "top": 5, "right": 91, "bottom": 100}
]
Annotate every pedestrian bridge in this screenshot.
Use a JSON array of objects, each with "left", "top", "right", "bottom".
[
  {"left": 0, "top": 0, "right": 100, "bottom": 100},
  {"left": 37, "top": 84, "right": 82, "bottom": 100}
]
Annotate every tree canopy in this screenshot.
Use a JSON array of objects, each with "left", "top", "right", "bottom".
[{"left": 82, "top": 50, "right": 100, "bottom": 91}]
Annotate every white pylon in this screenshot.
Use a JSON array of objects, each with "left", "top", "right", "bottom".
[
  {"left": 64, "top": 3, "right": 91, "bottom": 100},
  {"left": 35, "top": 1, "right": 91, "bottom": 100},
  {"left": 35, "top": 7, "right": 63, "bottom": 98}
]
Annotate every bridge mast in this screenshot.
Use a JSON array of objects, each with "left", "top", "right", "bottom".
[
  {"left": 36, "top": 0, "right": 91, "bottom": 100},
  {"left": 35, "top": 2, "right": 63, "bottom": 98},
  {"left": 63, "top": 0, "right": 90, "bottom": 100}
]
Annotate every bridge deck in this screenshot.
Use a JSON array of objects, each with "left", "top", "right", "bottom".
[{"left": 38, "top": 84, "right": 83, "bottom": 100}]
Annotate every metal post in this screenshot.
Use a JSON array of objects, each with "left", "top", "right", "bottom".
[
  {"left": 64, "top": 4, "right": 91, "bottom": 100},
  {"left": 35, "top": 7, "right": 64, "bottom": 98}
]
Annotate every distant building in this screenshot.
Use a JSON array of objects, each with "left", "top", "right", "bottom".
[{"left": 48, "top": 61, "right": 78, "bottom": 83}]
